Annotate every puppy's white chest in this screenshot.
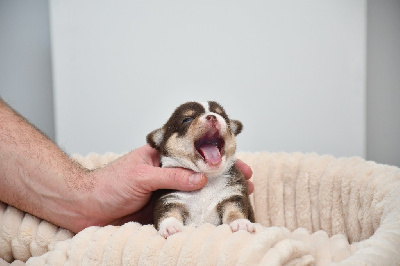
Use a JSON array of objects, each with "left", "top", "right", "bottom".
[{"left": 172, "top": 175, "right": 241, "bottom": 226}]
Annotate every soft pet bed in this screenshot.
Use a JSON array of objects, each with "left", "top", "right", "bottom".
[{"left": 1, "top": 152, "right": 400, "bottom": 265}]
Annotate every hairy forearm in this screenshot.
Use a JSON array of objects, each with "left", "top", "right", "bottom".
[{"left": 0, "top": 99, "right": 90, "bottom": 232}]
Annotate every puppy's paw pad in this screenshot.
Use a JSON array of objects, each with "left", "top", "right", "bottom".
[
  {"left": 230, "top": 219, "right": 255, "bottom": 233},
  {"left": 158, "top": 217, "right": 184, "bottom": 238}
]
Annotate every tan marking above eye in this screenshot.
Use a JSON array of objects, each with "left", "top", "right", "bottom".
[
  {"left": 214, "top": 107, "right": 223, "bottom": 114},
  {"left": 183, "top": 110, "right": 195, "bottom": 117}
]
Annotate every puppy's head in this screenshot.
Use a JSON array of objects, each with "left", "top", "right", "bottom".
[{"left": 147, "top": 101, "right": 242, "bottom": 176}]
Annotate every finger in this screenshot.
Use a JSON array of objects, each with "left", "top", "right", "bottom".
[
  {"left": 142, "top": 166, "right": 207, "bottom": 192},
  {"left": 235, "top": 159, "right": 253, "bottom": 180},
  {"left": 247, "top": 180, "right": 254, "bottom": 195}
]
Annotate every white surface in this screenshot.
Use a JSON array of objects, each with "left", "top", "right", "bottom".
[{"left": 50, "top": 0, "right": 366, "bottom": 157}]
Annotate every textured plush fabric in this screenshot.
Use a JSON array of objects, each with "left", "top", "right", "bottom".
[{"left": 0, "top": 152, "right": 399, "bottom": 265}]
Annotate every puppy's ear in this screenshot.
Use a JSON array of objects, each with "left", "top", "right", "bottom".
[
  {"left": 230, "top": 120, "right": 243, "bottom": 136},
  {"left": 146, "top": 128, "right": 165, "bottom": 150}
]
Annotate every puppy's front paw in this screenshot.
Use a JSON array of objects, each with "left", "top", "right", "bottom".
[
  {"left": 229, "top": 219, "right": 255, "bottom": 233},
  {"left": 158, "top": 217, "right": 184, "bottom": 238}
]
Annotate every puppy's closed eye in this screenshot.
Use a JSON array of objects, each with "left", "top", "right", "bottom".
[{"left": 182, "top": 117, "right": 194, "bottom": 124}]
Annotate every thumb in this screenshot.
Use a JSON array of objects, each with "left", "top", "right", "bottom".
[{"left": 145, "top": 167, "right": 207, "bottom": 192}]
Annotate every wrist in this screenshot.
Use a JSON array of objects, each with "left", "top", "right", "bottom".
[
  {"left": 66, "top": 166, "right": 115, "bottom": 232},
  {"left": 35, "top": 162, "right": 95, "bottom": 233}
]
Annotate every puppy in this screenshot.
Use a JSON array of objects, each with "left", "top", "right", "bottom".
[{"left": 147, "top": 101, "right": 255, "bottom": 238}]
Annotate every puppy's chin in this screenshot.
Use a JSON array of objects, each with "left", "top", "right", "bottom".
[{"left": 196, "top": 155, "right": 235, "bottom": 177}]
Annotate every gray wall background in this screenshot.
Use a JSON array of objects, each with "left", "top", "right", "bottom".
[
  {"left": 0, "top": 0, "right": 55, "bottom": 140},
  {"left": 0, "top": 0, "right": 399, "bottom": 166},
  {"left": 50, "top": 0, "right": 366, "bottom": 158},
  {"left": 367, "top": 0, "right": 400, "bottom": 166}
]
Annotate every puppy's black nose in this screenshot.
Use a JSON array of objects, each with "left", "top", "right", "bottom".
[{"left": 206, "top": 115, "right": 217, "bottom": 122}]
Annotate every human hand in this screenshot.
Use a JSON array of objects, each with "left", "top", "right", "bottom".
[{"left": 76, "top": 145, "right": 253, "bottom": 232}]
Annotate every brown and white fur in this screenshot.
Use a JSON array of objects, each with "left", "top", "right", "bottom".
[{"left": 147, "top": 101, "right": 255, "bottom": 238}]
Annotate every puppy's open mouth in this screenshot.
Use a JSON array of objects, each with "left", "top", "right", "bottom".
[{"left": 194, "top": 128, "right": 224, "bottom": 166}]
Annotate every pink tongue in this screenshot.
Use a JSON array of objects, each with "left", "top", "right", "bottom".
[{"left": 199, "top": 144, "right": 221, "bottom": 165}]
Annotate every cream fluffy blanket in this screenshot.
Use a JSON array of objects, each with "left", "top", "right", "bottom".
[{"left": 1, "top": 152, "right": 400, "bottom": 265}]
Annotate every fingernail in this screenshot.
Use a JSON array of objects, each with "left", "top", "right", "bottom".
[{"left": 189, "top": 173, "right": 203, "bottom": 185}]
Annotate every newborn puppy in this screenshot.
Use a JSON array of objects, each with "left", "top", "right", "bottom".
[{"left": 147, "top": 101, "right": 255, "bottom": 238}]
